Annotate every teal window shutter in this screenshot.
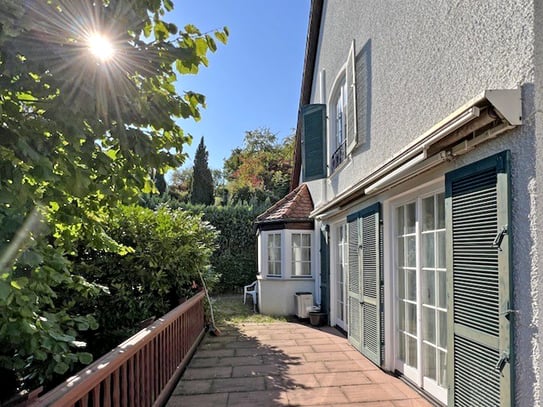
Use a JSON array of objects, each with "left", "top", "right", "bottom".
[
  {"left": 347, "top": 203, "right": 383, "bottom": 366},
  {"left": 302, "top": 104, "right": 327, "bottom": 181},
  {"left": 445, "top": 150, "right": 512, "bottom": 407}
]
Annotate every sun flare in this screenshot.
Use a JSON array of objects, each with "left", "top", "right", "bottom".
[{"left": 87, "top": 33, "right": 114, "bottom": 61}]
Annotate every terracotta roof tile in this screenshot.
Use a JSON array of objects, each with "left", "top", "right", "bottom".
[{"left": 256, "top": 184, "right": 314, "bottom": 223}]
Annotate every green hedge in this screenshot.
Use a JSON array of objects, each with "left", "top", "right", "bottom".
[
  {"left": 71, "top": 205, "right": 218, "bottom": 358},
  {"left": 184, "top": 204, "right": 259, "bottom": 293},
  {"left": 149, "top": 200, "right": 261, "bottom": 293}
]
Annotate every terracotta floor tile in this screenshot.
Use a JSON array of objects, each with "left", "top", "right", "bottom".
[
  {"left": 341, "top": 383, "right": 412, "bottom": 403},
  {"left": 212, "top": 376, "right": 266, "bottom": 393},
  {"left": 295, "top": 338, "right": 335, "bottom": 345},
  {"left": 233, "top": 364, "right": 283, "bottom": 377},
  {"left": 311, "top": 343, "right": 346, "bottom": 353},
  {"left": 281, "top": 373, "right": 320, "bottom": 389},
  {"left": 183, "top": 366, "right": 233, "bottom": 380},
  {"left": 303, "top": 351, "right": 350, "bottom": 362},
  {"left": 314, "top": 371, "right": 372, "bottom": 387},
  {"left": 196, "top": 348, "right": 236, "bottom": 358},
  {"left": 287, "top": 387, "right": 350, "bottom": 405},
  {"left": 286, "top": 361, "right": 328, "bottom": 374},
  {"left": 172, "top": 379, "right": 212, "bottom": 395},
  {"left": 393, "top": 399, "right": 437, "bottom": 407},
  {"left": 322, "top": 360, "right": 367, "bottom": 373},
  {"left": 217, "top": 355, "right": 264, "bottom": 366},
  {"left": 167, "top": 393, "right": 229, "bottom": 407},
  {"left": 227, "top": 390, "right": 288, "bottom": 407}
]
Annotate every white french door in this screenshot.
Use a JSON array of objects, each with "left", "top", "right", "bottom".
[
  {"left": 335, "top": 223, "right": 348, "bottom": 330},
  {"left": 394, "top": 191, "right": 447, "bottom": 404}
]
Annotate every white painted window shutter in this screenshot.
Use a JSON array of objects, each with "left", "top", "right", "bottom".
[{"left": 346, "top": 39, "right": 358, "bottom": 154}]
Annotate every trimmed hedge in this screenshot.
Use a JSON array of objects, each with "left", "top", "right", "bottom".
[{"left": 148, "top": 200, "right": 261, "bottom": 293}]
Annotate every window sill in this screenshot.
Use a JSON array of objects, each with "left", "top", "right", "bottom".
[{"left": 328, "top": 154, "right": 352, "bottom": 179}]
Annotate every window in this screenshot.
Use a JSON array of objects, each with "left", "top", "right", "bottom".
[
  {"left": 291, "top": 233, "right": 311, "bottom": 277},
  {"left": 331, "top": 81, "right": 347, "bottom": 172},
  {"left": 394, "top": 192, "right": 447, "bottom": 404},
  {"left": 267, "top": 233, "right": 281, "bottom": 277},
  {"left": 329, "top": 40, "right": 359, "bottom": 173},
  {"left": 335, "top": 223, "right": 348, "bottom": 329}
]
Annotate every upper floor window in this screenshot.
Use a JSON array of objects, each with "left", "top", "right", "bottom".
[
  {"left": 291, "top": 233, "right": 311, "bottom": 277},
  {"left": 331, "top": 80, "right": 347, "bottom": 172}
]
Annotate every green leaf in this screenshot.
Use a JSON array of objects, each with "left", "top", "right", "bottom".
[
  {"left": 35, "top": 350, "right": 48, "bottom": 361},
  {"left": 78, "top": 352, "right": 93, "bottom": 364},
  {"left": 53, "top": 361, "right": 69, "bottom": 375},
  {"left": 214, "top": 31, "right": 228, "bottom": 45},
  {"left": 11, "top": 278, "right": 28, "bottom": 290},
  {"left": 0, "top": 281, "right": 11, "bottom": 300}
]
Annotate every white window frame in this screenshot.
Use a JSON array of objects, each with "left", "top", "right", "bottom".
[
  {"left": 384, "top": 179, "right": 447, "bottom": 405},
  {"left": 264, "top": 231, "right": 283, "bottom": 278},
  {"left": 290, "top": 232, "right": 312, "bottom": 278},
  {"left": 328, "top": 70, "right": 348, "bottom": 174},
  {"left": 260, "top": 230, "right": 316, "bottom": 280},
  {"left": 330, "top": 221, "right": 348, "bottom": 330}
]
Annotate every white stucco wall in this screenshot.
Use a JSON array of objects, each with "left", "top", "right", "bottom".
[
  {"left": 305, "top": 0, "right": 540, "bottom": 404},
  {"left": 257, "top": 277, "right": 315, "bottom": 316}
]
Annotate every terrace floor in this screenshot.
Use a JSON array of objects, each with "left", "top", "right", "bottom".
[{"left": 166, "top": 319, "right": 434, "bottom": 407}]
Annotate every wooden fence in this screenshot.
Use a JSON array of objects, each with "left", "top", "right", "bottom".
[{"left": 31, "top": 291, "right": 206, "bottom": 407}]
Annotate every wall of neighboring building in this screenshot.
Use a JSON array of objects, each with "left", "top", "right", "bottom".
[{"left": 308, "top": 0, "right": 539, "bottom": 404}]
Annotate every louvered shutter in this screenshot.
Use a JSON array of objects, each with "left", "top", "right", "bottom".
[
  {"left": 346, "top": 40, "right": 358, "bottom": 154},
  {"left": 445, "top": 151, "right": 512, "bottom": 407},
  {"left": 347, "top": 217, "right": 361, "bottom": 350},
  {"left": 302, "top": 104, "right": 327, "bottom": 181},
  {"left": 347, "top": 203, "right": 383, "bottom": 365},
  {"left": 355, "top": 40, "right": 370, "bottom": 146}
]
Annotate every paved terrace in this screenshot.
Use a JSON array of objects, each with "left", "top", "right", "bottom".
[{"left": 167, "top": 321, "right": 433, "bottom": 407}]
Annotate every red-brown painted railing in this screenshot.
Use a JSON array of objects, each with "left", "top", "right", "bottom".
[{"left": 31, "top": 291, "right": 206, "bottom": 407}]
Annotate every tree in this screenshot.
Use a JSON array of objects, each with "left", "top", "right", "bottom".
[
  {"left": 190, "top": 137, "right": 214, "bottom": 205},
  {"left": 169, "top": 167, "right": 193, "bottom": 202},
  {"left": 0, "top": 0, "right": 227, "bottom": 395},
  {"left": 223, "top": 129, "right": 294, "bottom": 205}
]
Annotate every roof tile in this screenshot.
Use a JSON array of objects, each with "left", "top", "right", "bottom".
[{"left": 256, "top": 184, "right": 314, "bottom": 222}]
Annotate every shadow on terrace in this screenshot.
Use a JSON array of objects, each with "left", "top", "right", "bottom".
[{"left": 167, "top": 295, "right": 431, "bottom": 407}]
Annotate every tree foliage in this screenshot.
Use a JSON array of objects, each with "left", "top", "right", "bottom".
[
  {"left": 0, "top": 0, "right": 227, "bottom": 396},
  {"left": 169, "top": 167, "right": 193, "bottom": 202},
  {"left": 190, "top": 137, "right": 214, "bottom": 205},
  {"left": 223, "top": 128, "right": 294, "bottom": 205},
  {"left": 72, "top": 205, "right": 218, "bottom": 357}
]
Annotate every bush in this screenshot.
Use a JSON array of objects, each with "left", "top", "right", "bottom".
[
  {"left": 71, "top": 205, "right": 218, "bottom": 357},
  {"left": 148, "top": 200, "right": 261, "bottom": 293}
]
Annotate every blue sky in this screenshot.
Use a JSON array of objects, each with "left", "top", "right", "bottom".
[{"left": 170, "top": 1, "right": 311, "bottom": 171}]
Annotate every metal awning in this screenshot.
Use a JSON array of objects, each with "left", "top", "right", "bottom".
[{"left": 312, "top": 89, "right": 522, "bottom": 218}]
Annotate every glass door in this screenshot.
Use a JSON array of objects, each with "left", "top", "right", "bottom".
[
  {"left": 394, "top": 192, "right": 447, "bottom": 404},
  {"left": 335, "top": 224, "right": 348, "bottom": 330}
]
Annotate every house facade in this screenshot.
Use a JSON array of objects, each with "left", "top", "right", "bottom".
[{"left": 257, "top": 0, "right": 543, "bottom": 405}]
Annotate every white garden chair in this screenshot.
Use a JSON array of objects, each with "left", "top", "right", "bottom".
[{"left": 243, "top": 281, "right": 257, "bottom": 311}]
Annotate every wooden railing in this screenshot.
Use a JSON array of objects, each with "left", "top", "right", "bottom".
[{"left": 31, "top": 291, "right": 206, "bottom": 407}]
